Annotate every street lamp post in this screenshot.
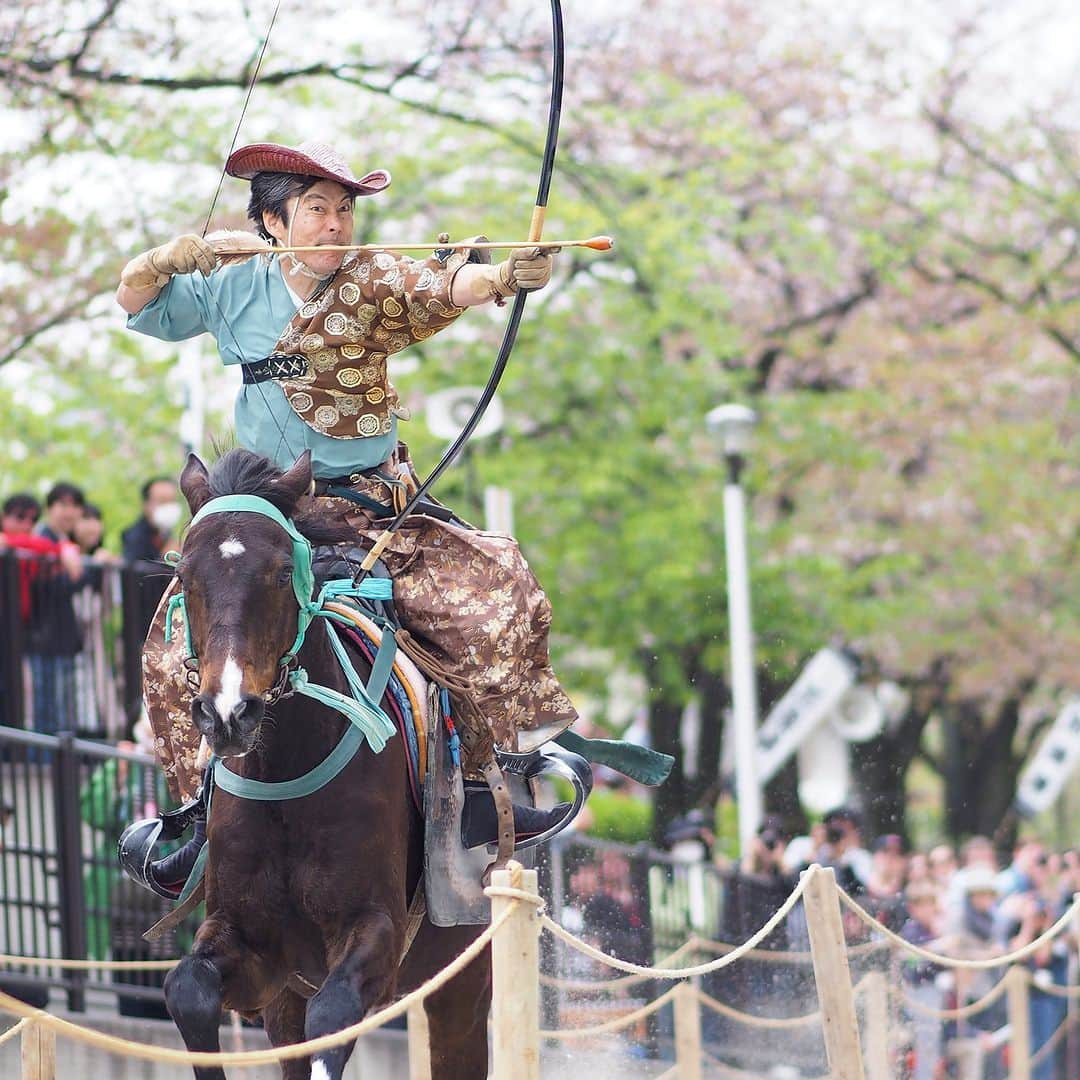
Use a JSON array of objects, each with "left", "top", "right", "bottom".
[{"left": 706, "top": 403, "right": 762, "bottom": 857}]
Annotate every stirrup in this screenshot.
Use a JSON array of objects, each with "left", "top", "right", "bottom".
[
  {"left": 494, "top": 744, "right": 593, "bottom": 851},
  {"left": 117, "top": 788, "right": 206, "bottom": 901}
]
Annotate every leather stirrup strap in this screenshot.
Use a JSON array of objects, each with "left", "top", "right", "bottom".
[
  {"left": 480, "top": 758, "right": 515, "bottom": 873},
  {"left": 142, "top": 878, "right": 206, "bottom": 942},
  {"left": 399, "top": 878, "right": 427, "bottom": 965}
]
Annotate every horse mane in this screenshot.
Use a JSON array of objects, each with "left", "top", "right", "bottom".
[{"left": 207, "top": 448, "right": 356, "bottom": 547}]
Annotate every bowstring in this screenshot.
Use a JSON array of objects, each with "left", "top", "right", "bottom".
[{"left": 198, "top": 0, "right": 302, "bottom": 464}]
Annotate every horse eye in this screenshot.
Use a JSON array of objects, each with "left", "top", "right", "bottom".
[{"left": 277, "top": 567, "right": 293, "bottom": 588}]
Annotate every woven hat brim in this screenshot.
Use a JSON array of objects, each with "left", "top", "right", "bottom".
[{"left": 225, "top": 144, "right": 390, "bottom": 196}]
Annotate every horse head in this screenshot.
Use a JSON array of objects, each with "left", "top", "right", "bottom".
[{"left": 177, "top": 448, "right": 315, "bottom": 759}]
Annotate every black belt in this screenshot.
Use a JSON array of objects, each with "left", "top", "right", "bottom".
[{"left": 242, "top": 354, "right": 308, "bottom": 384}]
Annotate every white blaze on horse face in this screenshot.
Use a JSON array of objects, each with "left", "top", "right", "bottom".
[
  {"left": 310, "top": 1061, "right": 332, "bottom": 1080},
  {"left": 214, "top": 655, "right": 244, "bottom": 722},
  {"left": 219, "top": 538, "right": 245, "bottom": 559}
]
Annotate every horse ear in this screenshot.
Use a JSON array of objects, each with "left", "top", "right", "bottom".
[
  {"left": 180, "top": 453, "right": 212, "bottom": 515},
  {"left": 272, "top": 450, "right": 314, "bottom": 513}
]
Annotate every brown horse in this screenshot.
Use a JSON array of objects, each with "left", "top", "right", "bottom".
[{"left": 163, "top": 448, "right": 490, "bottom": 1080}]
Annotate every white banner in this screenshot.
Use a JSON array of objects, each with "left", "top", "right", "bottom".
[
  {"left": 1015, "top": 699, "right": 1080, "bottom": 817},
  {"left": 755, "top": 647, "right": 858, "bottom": 785}
]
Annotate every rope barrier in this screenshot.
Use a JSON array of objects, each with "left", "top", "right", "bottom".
[
  {"left": 538, "top": 938, "right": 702, "bottom": 992},
  {"left": 0, "top": 1017, "right": 29, "bottom": 1048},
  {"left": 695, "top": 988, "right": 822, "bottom": 1029},
  {"left": 538, "top": 986, "right": 679, "bottom": 1039},
  {"left": 0, "top": 898, "right": 515, "bottom": 1068},
  {"left": 894, "top": 973, "right": 1011, "bottom": 1021},
  {"left": 1031, "top": 978, "right": 1080, "bottom": 999},
  {"left": 1029, "top": 1010, "right": 1077, "bottom": 1069},
  {"left": 836, "top": 888, "right": 1080, "bottom": 970},
  {"left": 688, "top": 933, "right": 888, "bottom": 963},
  {"left": 0, "top": 953, "right": 180, "bottom": 972},
  {"left": 540, "top": 867, "right": 811, "bottom": 980}
]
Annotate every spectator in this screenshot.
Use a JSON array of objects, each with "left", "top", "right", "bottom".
[
  {"left": 0, "top": 492, "right": 41, "bottom": 538},
  {"left": 122, "top": 476, "right": 182, "bottom": 637},
  {"left": 900, "top": 880, "right": 947, "bottom": 1080},
  {"left": 996, "top": 838, "right": 1047, "bottom": 899},
  {"left": 928, "top": 843, "right": 957, "bottom": 893},
  {"left": 24, "top": 483, "right": 87, "bottom": 739},
  {"left": 741, "top": 814, "right": 792, "bottom": 880},
  {"left": 72, "top": 505, "right": 124, "bottom": 737},
  {"left": 819, "top": 806, "right": 872, "bottom": 894},
  {"left": 865, "top": 833, "right": 909, "bottom": 931},
  {"left": 1002, "top": 891, "right": 1069, "bottom": 1080},
  {"left": 944, "top": 834, "right": 997, "bottom": 934}
]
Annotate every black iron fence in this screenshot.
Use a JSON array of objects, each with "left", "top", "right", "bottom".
[{"left": 0, "top": 725, "right": 196, "bottom": 1016}]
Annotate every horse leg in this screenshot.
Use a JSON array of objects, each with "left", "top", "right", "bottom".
[
  {"left": 165, "top": 920, "right": 284, "bottom": 1080},
  {"left": 303, "top": 911, "right": 400, "bottom": 1080},
  {"left": 262, "top": 987, "right": 311, "bottom": 1080},
  {"left": 422, "top": 935, "right": 491, "bottom": 1080}
]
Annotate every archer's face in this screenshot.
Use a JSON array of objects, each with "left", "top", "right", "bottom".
[{"left": 264, "top": 180, "right": 355, "bottom": 277}]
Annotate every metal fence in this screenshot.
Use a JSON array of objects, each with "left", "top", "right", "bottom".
[{"left": 0, "top": 725, "right": 196, "bottom": 1017}]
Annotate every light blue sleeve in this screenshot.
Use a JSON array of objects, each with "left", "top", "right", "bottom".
[{"left": 126, "top": 273, "right": 215, "bottom": 342}]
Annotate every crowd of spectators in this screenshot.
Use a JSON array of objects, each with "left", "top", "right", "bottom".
[
  {"left": 736, "top": 808, "right": 1075, "bottom": 1077},
  {"left": 0, "top": 477, "right": 182, "bottom": 741}
]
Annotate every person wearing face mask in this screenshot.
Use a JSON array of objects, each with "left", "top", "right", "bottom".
[
  {"left": 117, "top": 140, "right": 579, "bottom": 872},
  {"left": 122, "top": 477, "right": 183, "bottom": 637}
]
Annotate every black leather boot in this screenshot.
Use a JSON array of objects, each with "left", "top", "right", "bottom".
[
  {"left": 148, "top": 817, "right": 207, "bottom": 900},
  {"left": 460, "top": 783, "right": 571, "bottom": 849}
]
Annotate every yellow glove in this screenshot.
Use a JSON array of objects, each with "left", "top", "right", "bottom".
[{"left": 120, "top": 234, "right": 218, "bottom": 291}]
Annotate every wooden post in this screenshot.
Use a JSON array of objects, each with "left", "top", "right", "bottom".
[
  {"left": 21, "top": 1018, "right": 56, "bottom": 1080},
  {"left": 862, "top": 970, "right": 889, "bottom": 1080},
  {"left": 673, "top": 982, "right": 702, "bottom": 1080},
  {"left": 407, "top": 1000, "right": 432, "bottom": 1080},
  {"left": 490, "top": 861, "right": 540, "bottom": 1080},
  {"left": 802, "top": 865, "right": 866, "bottom": 1080},
  {"left": 1007, "top": 965, "right": 1031, "bottom": 1080}
]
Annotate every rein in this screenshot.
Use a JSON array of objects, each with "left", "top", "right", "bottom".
[{"left": 165, "top": 493, "right": 399, "bottom": 803}]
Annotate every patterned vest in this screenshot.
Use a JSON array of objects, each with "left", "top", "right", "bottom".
[{"left": 270, "top": 251, "right": 465, "bottom": 439}]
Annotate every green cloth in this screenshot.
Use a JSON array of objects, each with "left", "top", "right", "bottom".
[{"left": 554, "top": 730, "right": 673, "bottom": 787}]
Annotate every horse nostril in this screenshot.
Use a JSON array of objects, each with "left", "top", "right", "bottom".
[
  {"left": 192, "top": 695, "right": 219, "bottom": 735},
  {"left": 230, "top": 695, "right": 265, "bottom": 734}
]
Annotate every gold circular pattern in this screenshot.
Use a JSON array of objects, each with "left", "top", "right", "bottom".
[
  {"left": 382, "top": 296, "right": 404, "bottom": 318},
  {"left": 289, "top": 392, "right": 314, "bottom": 413},
  {"left": 314, "top": 405, "right": 339, "bottom": 428},
  {"left": 358, "top": 414, "right": 381, "bottom": 436},
  {"left": 339, "top": 282, "right": 361, "bottom": 306},
  {"left": 341, "top": 344, "right": 366, "bottom": 360},
  {"left": 365, "top": 387, "right": 385, "bottom": 404},
  {"left": 300, "top": 333, "right": 324, "bottom": 354},
  {"left": 337, "top": 368, "right": 362, "bottom": 388},
  {"left": 324, "top": 312, "right": 348, "bottom": 336}
]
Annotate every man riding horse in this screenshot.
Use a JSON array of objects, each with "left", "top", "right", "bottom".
[{"left": 116, "top": 140, "right": 578, "bottom": 890}]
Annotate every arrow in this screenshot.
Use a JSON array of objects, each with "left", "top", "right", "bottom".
[{"left": 214, "top": 235, "right": 613, "bottom": 258}]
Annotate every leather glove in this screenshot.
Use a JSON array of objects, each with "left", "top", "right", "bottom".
[
  {"left": 485, "top": 246, "right": 555, "bottom": 302},
  {"left": 120, "top": 234, "right": 218, "bottom": 290}
]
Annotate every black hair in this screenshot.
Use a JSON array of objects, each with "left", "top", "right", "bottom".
[
  {"left": 2, "top": 492, "right": 40, "bottom": 518},
  {"left": 82, "top": 503, "right": 103, "bottom": 521},
  {"left": 45, "top": 482, "right": 85, "bottom": 508},
  {"left": 247, "top": 172, "right": 351, "bottom": 244},
  {"left": 141, "top": 476, "right": 176, "bottom": 502}
]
